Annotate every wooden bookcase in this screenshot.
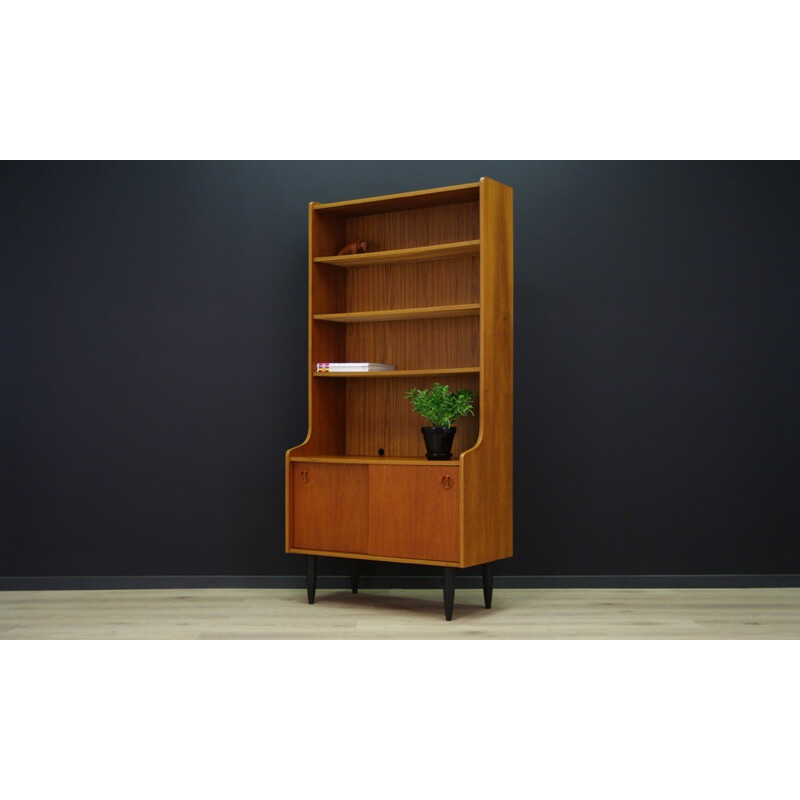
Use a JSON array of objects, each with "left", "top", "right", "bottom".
[{"left": 285, "top": 178, "right": 513, "bottom": 620}]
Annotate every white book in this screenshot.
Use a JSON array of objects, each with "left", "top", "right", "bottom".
[{"left": 316, "top": 362, "right": 396, "bottom": 372}]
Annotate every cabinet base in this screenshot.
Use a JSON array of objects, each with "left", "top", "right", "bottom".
[{"left": 300, "top": 556, "right": 496, "bottom": 621}]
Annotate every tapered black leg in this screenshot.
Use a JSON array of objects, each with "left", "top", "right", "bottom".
[
  {"left": 482, "top": 562, "right": 493, "bottom": 609},
  {"left": 350, "top": 559, "right": 359, "bottom": 594},
  {"left": 443, "top": 567, "right": 456, "bottom": 621},
  {"left": 306, "top": 555, "right": 317, "bottom": 604}
]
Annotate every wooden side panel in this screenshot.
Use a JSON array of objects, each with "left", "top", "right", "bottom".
[
  {"left": 289, "top": 204, "right": 347, "bottom": 462},
  {"left": 308, "top": 208, "right": 348, "bottom": 456},
  {"left": 461, "top": 177, "right": 514, "bottom": 567},
  {"left": 292, "top": 463, "right": 369, "bottom": 553},
  {"left": 286, "top": 206, "right": 347, "bottom": 551},
  {"left": 368, "top": 466, "right": 460, "bottom": 563}
]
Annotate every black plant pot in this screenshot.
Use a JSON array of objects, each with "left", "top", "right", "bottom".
[{"left": 421, "top": 426, "right": 456, "bottom": 460}]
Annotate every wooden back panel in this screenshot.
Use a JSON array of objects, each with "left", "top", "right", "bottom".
[
  {"left": 315, "top": 198, "right": 482, "bottom": 461},
  {"left": 346, "top": 256, "right": 479, "bottom": 313},
  {"left": 344, "top": 317, "right": 478, "bottom": 370},
  {"left": 345, "top": 373, "right": 479, "bottom": 459},
  {"left": 344, "top": 202, "right": 479, "bottom": 252}
]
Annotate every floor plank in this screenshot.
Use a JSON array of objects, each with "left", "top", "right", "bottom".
[{"left": 2, "top": 587, "right": 800, "bottom": 639}]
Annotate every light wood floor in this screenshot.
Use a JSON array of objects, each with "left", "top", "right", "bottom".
[{"left": 2, "top": 587, "right": 800, "bottom": 638}]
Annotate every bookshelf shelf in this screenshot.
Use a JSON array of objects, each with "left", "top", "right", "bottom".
[
  {"left": 286, "top": 178, "right": 513, "bottom": 620},
  {"left": 313, "top": 367, "right": 480, "bottom": 378},
  {"left": 314, "top": 240, "right": 480, "bottom": 268},
  {"left": 313, "top": 303, "right": 480, "bottom": 324},
  {"left": 313, "top": 182, "right": 480, "bottom": 215},
  {"left": 289, "top": 455, "right": 458, "bottom": 467}
]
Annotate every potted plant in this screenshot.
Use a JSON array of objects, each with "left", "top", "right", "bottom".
[{"left": 405, "top": 382, "right": 476, "bottom": 460}]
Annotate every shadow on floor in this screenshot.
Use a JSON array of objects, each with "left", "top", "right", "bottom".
[{"left": 305, "top": 589, "right": 493, "bottom": 620}]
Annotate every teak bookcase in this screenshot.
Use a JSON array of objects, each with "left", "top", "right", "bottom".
[{"left": 285, "top": 178, "right": 513, "bottom": 620}]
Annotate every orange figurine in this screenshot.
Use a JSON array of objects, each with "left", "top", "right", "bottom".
[{"left": 338, "top": 240, "right": 368, "bottom": 255}]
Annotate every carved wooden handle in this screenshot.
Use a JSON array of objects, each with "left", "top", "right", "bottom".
[
  {"left": 441, "top": 475, "right": 453, "bottom": 490},
  {"left": 300, "top": 470, "right": 310, "bottom": 484}
]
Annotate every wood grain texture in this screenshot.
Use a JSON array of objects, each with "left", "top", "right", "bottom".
[
  {"left": 5, "top": 588, "right": 800, "bottom": 639},
  {"left": 292, "top": 463, "right": 368, "bottom": 553},
  {"left": 289, "top": 455, "right": 458, "bottom": 466},
  {"left": 288, "top": 203, "right": 347, "bottom": 457},
  {"left": 314, "top": 368, "right": 479, "bottom": 379},
  {"left": 344, "top": 202, "right": 479, "bottom": 253},
  {"left": 368, "top": 466, "right": 460, "bottom": 562},
  {"left": 346, "top": 256, "right": 479, "bottom": 313},
  {"left": 345, "top": 317, "right": 478, "bottom": 370},
  {"left": 315, "top": 183, "right": 480, "bottom": 216},
  {"left": 286, "top": 548, "right": 461, "bottom": 567},
  {"left": 461, "top": 177, "right": 514, "bottom": 567},
  {"left": 314, "top": 240, "right": 479, "bottom": 267},
  {"left": 344, "top": 373, "right": 479, "bottom": 459},
  {"left": 284, "top": 202, "right": 346, "bottom": 550},
  {"left": 285, "top": 205, "right": 347, "bottom": 548},
  {"left": 313, "top": 303, "right": 480, "bottom": 324}
]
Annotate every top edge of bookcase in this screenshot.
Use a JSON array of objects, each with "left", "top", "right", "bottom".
[{"left": 310, "top": 181, "right": 487, "bottom": 216}]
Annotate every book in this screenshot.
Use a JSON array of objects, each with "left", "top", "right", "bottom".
[{"left": 316, "top": 362, "right": 397, "bottom": 373}]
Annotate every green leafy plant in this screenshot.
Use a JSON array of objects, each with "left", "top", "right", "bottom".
[{"left": 405, "top": 383, "right": 475, "bottom": 428}]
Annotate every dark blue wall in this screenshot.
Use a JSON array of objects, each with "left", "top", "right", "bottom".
[{"left": 2, "top": 161, "right": 799, "bottom": 582}]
